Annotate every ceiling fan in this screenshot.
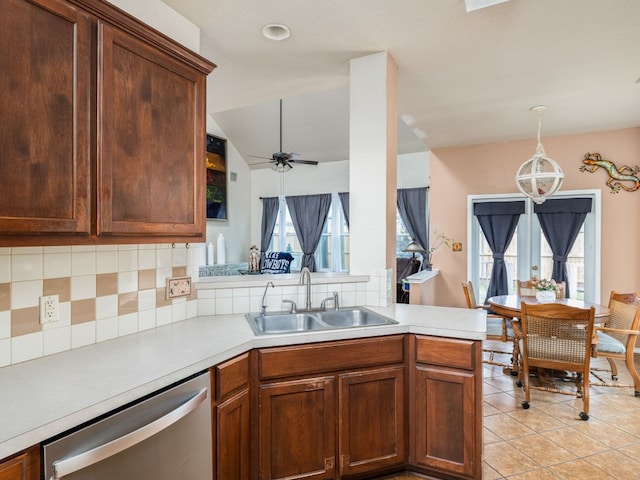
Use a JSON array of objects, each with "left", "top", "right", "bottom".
[{"left": 249, "top": 99, "right": 319, "bottom": 172}]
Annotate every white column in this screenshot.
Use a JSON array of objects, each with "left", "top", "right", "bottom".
[{"left": 349, "top": 52, "right": 398, "bottom": 280}]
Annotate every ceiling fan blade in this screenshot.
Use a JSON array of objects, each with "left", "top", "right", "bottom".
[
  {"left": 248, "top": 155, "right": 274, "bottom": 161},
  {"left": 289, "top": 159, "right": 319, "bottom": 166}
]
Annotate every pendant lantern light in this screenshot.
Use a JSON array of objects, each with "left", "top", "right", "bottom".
[{"left": 515, "top": 106, "right": 564, "bottom": 204}]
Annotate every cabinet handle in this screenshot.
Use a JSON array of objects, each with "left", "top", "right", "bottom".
[{"left": 51, "top": 388, "right": 208, "bottom": 479}]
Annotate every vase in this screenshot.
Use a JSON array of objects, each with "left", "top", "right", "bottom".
[{"left": 535, "top": 290, "right": 556, "bottom": 303}]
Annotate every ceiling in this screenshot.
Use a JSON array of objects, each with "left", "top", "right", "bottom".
[{"left": 162, "top": 0, "right": 640, "bottom": 168}]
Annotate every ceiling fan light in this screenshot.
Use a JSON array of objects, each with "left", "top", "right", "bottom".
[{"left": 261, "top": 24, "right": 291, "bottom": 41}]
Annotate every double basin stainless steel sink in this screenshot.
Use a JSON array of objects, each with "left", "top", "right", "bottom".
[{"left": 245, "top": 307, "right": 399, "bottom": 336}]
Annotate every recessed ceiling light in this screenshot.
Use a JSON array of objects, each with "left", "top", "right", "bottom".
[{"left": 261, "top": 23, "right": 291, "bottom": 41}]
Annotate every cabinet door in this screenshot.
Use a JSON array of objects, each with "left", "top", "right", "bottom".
[
  {"left": 0, "top": 0, "right": 91, "bottom": 238},
  {"left": 98, "top": 22, "right": 206, "bottom": 238},
  {"left": 414, "top": 365, "right": 479, "bottom": 478},
  {"left": 215, "top": 388, "right": 250, "bottom": 480},
  {"left": 259, "top": 376, "right": 335, "bottom": 480},
  {"left": 0, "top": 446, "right": 40, "bottom": 480},
  {"left": 338, "top": 366, "right": 405, "bottom": 476}
]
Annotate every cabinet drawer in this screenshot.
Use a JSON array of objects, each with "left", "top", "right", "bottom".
[
  {"left": 415, "top": 336, "right": 477, "bottom": 370},
  {"left": 259, "top": 336, "right": 404, "bottom": 380},
  {"left": 215, "top": 352, "right": 249, "bottom": 400}
]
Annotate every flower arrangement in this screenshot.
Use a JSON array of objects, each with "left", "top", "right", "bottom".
[
  {"left": 531, "top": 277, "right": 558, "bottom": 292},
  {"left": 427, "top": 230, "right": 455, "bottom": 265}
]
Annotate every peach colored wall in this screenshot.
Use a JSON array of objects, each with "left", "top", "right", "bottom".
[{"left": 429, "top": 127, "right": 640, "bottom": 307}]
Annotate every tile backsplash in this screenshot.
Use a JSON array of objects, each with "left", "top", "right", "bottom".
[{"left": 0, "top": 244, "right": 198, "bottom": 367}]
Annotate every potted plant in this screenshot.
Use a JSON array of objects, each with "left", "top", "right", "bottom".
[
  {"left": 531, "top": 277, "right": 558, "bottom": 303},
  {"left": 426, "top": 230, "right": 455, "bottom": 270}
]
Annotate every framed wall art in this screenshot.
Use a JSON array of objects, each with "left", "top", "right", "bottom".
[{"left": 206, "top": 134, "right": 227, "bottom": 220}]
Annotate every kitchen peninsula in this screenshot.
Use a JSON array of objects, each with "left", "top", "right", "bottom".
[{"left": 0, "top": 304, "right": 485, "bottom": 479}]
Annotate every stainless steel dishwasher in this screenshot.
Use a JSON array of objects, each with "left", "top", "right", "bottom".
[{"left": 43, "top": 371, "right": 212, "bottom": 480}]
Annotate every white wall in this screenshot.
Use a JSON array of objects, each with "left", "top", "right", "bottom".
[
  {"left": 205, "top": 116, "right": 253, "bottom": 263},
  {"left": 248, "top": 152, "right": 428, "bottom": 251},
  {"left": 108, "top": 0, "right": 200, "bottom": 52}
]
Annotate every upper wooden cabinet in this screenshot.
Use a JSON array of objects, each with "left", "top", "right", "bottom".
[
  {"left": 0, "top": 0, "right": 215, "bottom": 246},
  {"left": 0, "top": 0, "right": 92, "bottom": 237}
]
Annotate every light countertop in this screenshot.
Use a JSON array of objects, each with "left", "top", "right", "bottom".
[{"left": 0, "top": 303, "right": 485, "bottom": 460}]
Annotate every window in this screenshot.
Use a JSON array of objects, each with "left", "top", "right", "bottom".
[
  {"left": 468, "top": 190, "right": 601, "bottom": 303},
  {"left": 268, "top": 193, "right": 349, "bottom": 272},
  {"left": 396, "top": 212, "right": 414, "bottom": 258}
]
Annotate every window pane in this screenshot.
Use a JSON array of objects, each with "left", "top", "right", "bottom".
[{"left": 396, "top": 211, "right": 413, "bottom": 258}]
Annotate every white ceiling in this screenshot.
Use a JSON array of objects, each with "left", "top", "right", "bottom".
[{"left": 162, "top": 0, "right": 640, "bottom": 168}]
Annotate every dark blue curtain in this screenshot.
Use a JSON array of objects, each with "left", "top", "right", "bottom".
[
  {"left": 260, "top": 197, "right": 280, "bottom": 266},
  {"left": 286, "top": 193, "right": 332, "bottom": 271},
  {"left": 534, "top": 198, "right": 592, "bottom": 297},
  {"left": 474, "top": 201, "right": 525, "bottom": 303},
  {"left": 338, "top": 192, "right": 349, "bottom": 228},
  {"left": 397, "top": 187, "right": 429, "bottom": 270}
]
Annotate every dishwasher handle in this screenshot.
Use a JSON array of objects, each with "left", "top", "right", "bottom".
[{"left": 51, "top": 387, "right": 208, "bottom": 480}]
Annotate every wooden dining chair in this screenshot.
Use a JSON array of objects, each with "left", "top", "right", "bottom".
[
  {"left": 590, "top": 291, "right": 640, "bottom": 397},
  {"left": 517, "top": 302, "right": 595, "bottom": 420},
  {"left": 518, "top": 280, "right": 566, "bottom": 298},
  {"left": 462, "top": 281, "right": 515, "bottom": 370}
]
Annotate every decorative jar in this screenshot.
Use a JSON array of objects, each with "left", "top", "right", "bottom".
[{"left": 535, "top": 290, "right": 556, "bottom": 303}]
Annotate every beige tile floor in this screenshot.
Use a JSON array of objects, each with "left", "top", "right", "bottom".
[{"left": 379, "top": 343, "right": 640, "bottom": 480}]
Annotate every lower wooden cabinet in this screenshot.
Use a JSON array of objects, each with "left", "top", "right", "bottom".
[
  {"left": 411, "top": 335, "right": 483, "bottom": 480},
  {"left": 212, "top": 352, "right": 251, "bottom": 480},
  {"left": 338, "top": 367, "right": 405, "bottom": 476},
  {"left": 0, "top": 446, "right": 40, "bottom": 480},
  {"left": 256, "top": 336, "right": 406, "bottom": 480},
  {"left": 259, "top": 376, "right": 336, "bottom": 480}
]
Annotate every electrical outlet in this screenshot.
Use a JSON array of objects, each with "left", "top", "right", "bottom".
[{"left": 40, "top": 294, "right": 59, "bottom": 324}]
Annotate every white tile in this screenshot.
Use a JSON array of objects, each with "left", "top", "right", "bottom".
[
  {"left": 43, "top": 327, "right": 71, "bottom": 356},
  {"left": 215, "top": 288, "right": 233, "bottom": 298},
  {"left": 11, "top": 280, "right": 42, "bottom": 309},
  {"left": 118, "top": 249, "right": 138, "bottom": 272},
  {"left": 96, "top": 316, "right": 119, "bottom": 342},
  {"left": 96, "top": 250, "right": 118, "bottom": 274},
  {"left": 11, "top": 254, "right": 43, "bottom": 282},
  {"left": 44, "top": 246, "right": 71, "bottom": 254},
  {"left": 197, "top": 299, "right": 215, "bottom": 316},
  {"left": 0, "top": 338, "right": 10, "bottom": 367},
  {"left": 13, "top": 247, "right": 42, "bottom": 255},
  {"left": 44, "top": 252, "right": 71, "bottom": 279},
  {"left": 156, "top": 306, "right": 173, "bottom": 326},
  {"left": 11, "top": 332, "right": 43, "bottom": 364},
  {"left": 71, "top": 245, "right": 96, "bottom": 253},
  {"left": 118, "top": 271, "right": 138, "bottom": 294},
  {"left": 96, "top": 244, "right": 118, "bottom": 252},
  {"left": 71, "top": 275, "right": 96, "bottom": 301},
  {"left": 0, "top": 248, "right": 10, "bottom": 255},
  {"left": 156, "top": 249, "right": 172, "bottom": 269},
  {"left": 186, "top": 299, "right": 197, "bottom": 319},
  {"left": 71, "top": 251, "right": 96, "bottom": 276},
  {"left": 232, "top": 296, "right": 250, "bottom": 314},
  {"left": 197, "top": 288, "right": 215, "bottom": 299},
  {"left": 138, "top": 289, "right": 156, "bottom": 311},
  {"left": 172, "top": 246, "right": 187, "bottom": 267},
  {"left": 96, "top": 295, "right": 118, "bottom": 320},
  {"left": 215, "top": 297, "right": 233, "bottom": 315},
  {"left": 0, "top": 255, "right": 10, "bottom": 283},
  {"left": 71, "top": 322, "right": 96, "bottom": 348},
  {"left": 55, "top": 302, "right": 72, "bottom": 327},
  {"left": 156, "top": 268, "right": 172, "bottom": 288},
  {"left": 172, "top": 300, "right": 187, "bottom": 322},
  {"left": 0, "top": 311, "right": 10, "bottom": 339},
  {"left": 118, "top": 313, "right": 138, "bottom": 336},
  {"left": 138, "top": 309, "right": 156, "bottom": 331},
  {"left": 138, "top": 248, "right": 156, "bottom": 270}
]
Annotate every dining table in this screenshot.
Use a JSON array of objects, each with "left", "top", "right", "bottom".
[{"left": 487, "top": 294, "right": 611, "bottom": 320}]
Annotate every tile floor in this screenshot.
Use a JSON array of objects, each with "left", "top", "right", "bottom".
[{"left": 380, "top": 343, "right": 640, "bottom": 479}]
